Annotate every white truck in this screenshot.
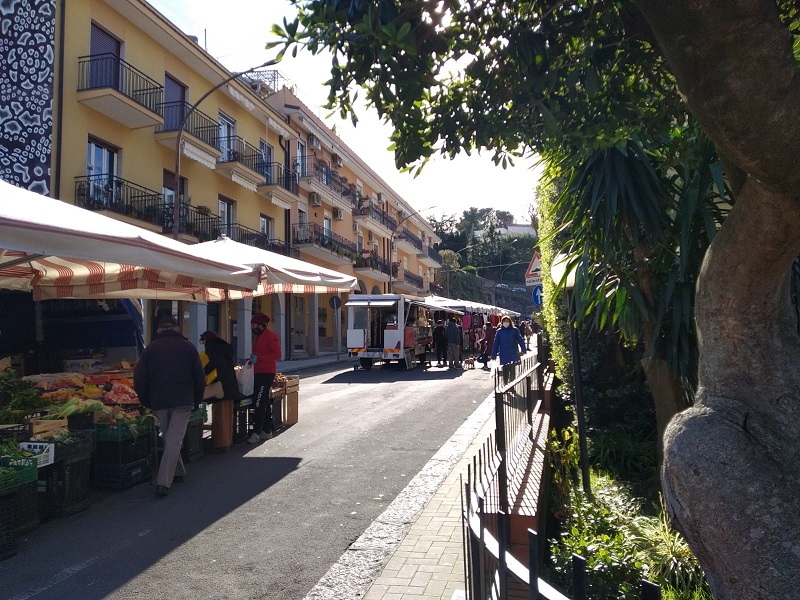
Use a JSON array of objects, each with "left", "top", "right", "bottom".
[{"left": 346, "top": 294, "right": 454, "bottom": 370}]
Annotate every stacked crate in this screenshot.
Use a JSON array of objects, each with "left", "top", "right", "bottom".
[
  {"left": 94, "top": 420, "right": 154, "bottom": 491},
  {"left": 283, "top": 376, "right": 300, "bottom": 426}
]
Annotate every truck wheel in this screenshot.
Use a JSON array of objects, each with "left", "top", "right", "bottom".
[{"left": 359, "top": 358, "right": 373, "bottom": 370}]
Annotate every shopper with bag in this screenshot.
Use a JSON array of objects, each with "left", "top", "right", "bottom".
[
  {"left": 134, "top": 315, "right": 204, "bottom": 497},
  {"left": 248, "top": 312, "right": 281, "bottom": 444},
  {"left": 200, "top": 330, "right": 240, "bottom": 453}
]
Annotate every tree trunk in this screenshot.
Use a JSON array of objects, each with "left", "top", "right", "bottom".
[
  {"left": 633, "top": 2, "right": 800, "bottom": 597},
  {"left": 641, "top": 356, "right": 684, "bottom": 464}
]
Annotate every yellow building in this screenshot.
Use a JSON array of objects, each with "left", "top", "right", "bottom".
[{"left": 2, "top": 0, "right": 442, "bottom": 364}]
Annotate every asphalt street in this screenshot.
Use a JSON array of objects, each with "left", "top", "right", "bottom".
[{"left": 0, "top": 362, "right": 494, "bottom": 600}]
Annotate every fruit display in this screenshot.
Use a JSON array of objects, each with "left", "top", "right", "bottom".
[{"left": 23, "top": 372, "right": 140, "bottom": 408}]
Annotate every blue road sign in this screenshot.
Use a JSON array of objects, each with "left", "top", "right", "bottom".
[
  {"left": 329, "top": 296, "right": 342, "bottom": 310},
  {"left": 532, "top": 284, "right": 544, "bottom": 307}
]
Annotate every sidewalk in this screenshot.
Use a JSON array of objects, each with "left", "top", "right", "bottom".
[
  {"left": 277, "top": 352, "right": 357, "bottom": 375},
  {"left": 303, "top": 388, "right": 497, "bottom": 600}
]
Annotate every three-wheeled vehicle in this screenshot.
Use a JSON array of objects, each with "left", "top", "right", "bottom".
[{"left": 346, "top": 294, "right": 458, "bottom": 370}]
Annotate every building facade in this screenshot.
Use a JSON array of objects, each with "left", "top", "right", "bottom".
[{"left": 1, "top": 0, "right": 442, "bottom": 365}]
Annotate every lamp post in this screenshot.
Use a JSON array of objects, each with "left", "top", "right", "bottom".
[
  {"left": 171, "top": 59, "right": 277, "bottom": 240},
  {"left": 388, "top": 205, "right": 435, "bottom": 293},
  {"left": 550, "top": 253, "right": 591, "bottom": 495},
  {"left": 499, "top": 259, "right": 526, "bottom": 287}
]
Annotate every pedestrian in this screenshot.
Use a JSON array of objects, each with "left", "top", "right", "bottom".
[
  {"left": 249, "top": 312, "right": 282, "bottom": 444},
  {"left": 433, "top": 319, "right": 447, "bottom": 367},
  {"left": 445, "top": 317, "right": 461, "bottom": 369},
  {"left": 200, "top": 330, "right": 240, "bottom": 453},
  {"left": 491, "top": 314, "right": 526, "bottom": 377},
  {"left": 523, "top": 320, "right": 533, "bottom": 349},
  {"left": 478, "top": 322, "right": 497, "bottom": 370},
  {"left": 134, "top": 315, "right": 205, "bottom": 497}
]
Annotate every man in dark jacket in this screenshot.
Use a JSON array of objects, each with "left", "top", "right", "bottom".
[
  {"left": 134, "top": 315, "right": 205, "bottom": 497},
  {"left": 432, "top": 320, "right": 447, "bottom": 367},
  {"left": 445, "top": 318, "right": 462, "bottom": 369}
]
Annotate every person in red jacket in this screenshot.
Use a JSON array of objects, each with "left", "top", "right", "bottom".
[{"left": 248, "top": 312, "right": 281, "bottom": 444}]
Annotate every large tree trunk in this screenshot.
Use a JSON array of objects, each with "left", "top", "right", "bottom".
[
  {"left": 634, "top": 2, "right": 800, "bottom": 598},
  {"left": 641, "top": 356, "right": 684, "bottom": 463}
]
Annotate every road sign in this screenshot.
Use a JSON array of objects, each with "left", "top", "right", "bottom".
[
  {"left": 524, "top": 252, "right": 542, "bottom": 278},
  {"left": 532, "top": 285, "right": 544, "bottom": 307},
  {"left": 526, "top": 273, "right": 542, "bottom": 287},
  {"left": 329, "top": 296, "right": 342, "bottom": 310}
]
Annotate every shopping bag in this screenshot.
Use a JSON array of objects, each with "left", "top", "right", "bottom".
[{"left": 236, "top": 362, "right": 254, "bottom": 397}]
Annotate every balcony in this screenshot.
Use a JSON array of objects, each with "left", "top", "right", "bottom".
[
  {"left": 295, "top": 156, "right": 353, "bottom": 212},
  {"left": 258, "top": 162, "right": 299, "bottom": 208},
  {"left": 75, "top": 174, "right": 162, "bottom": 226},
  {"left": 418, "top": 245, "right": 443, "bottom": 268},
  {"left": 154, "top": 101, "right": 221, "bottom": 168},
  {"left": 353, "top": 251, "right": 391, "bottom": 283},
  {"left": 391, "top": 265, "right": 424, "bottom": 293},
  {"left": 77, "top": 54, "right": 163, "bottom": 129},
  {"left": 216, "top": 136, "right": 264, "bottom": 190},
  {"left": 216, "top": 224, "right": 299, "bottom": 258},
  {"left": 394, "top": 227, "right": 423, "bottom": 255},
  {"left": 353, "top": 203, "right": 397, "bottom": 238},
  {"left": 292, "top": 222, "right": 358, "bottom": 266}
]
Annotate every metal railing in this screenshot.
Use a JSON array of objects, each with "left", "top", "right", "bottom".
[
  {"left": 292, "top": 222, "right": 358, "bottom": 260},
  {"left": 359, "top": 204, "right": 397, "bottom": 232},
  {"left": 419, "top": 245, "right": 443, "bottom": 265},
  {"left": 217, "top": 135, "right": 261, "bottom": 172},
  {"left": 156, "top": 101, "right": 218, "bottom": 148},
  {"left": 400, "top": 227, "right": 423, "bottom": 252},
  {"left": 463, "top": 347, "right": 662, "bottom": 599},
  {"left": 261, "top": 162, "right": 299, "bottom": 195},
  {"left": 77, "top": 53, "right": 163, "bottom": 115},
  {"left": 354, "top": 251, "right": 391, "bottom": 275},
  {"left": 402, "top": 269, "right": 424, "bottom": 289},
  {"left": 75, "top": 174, "right": 161, "bottom": 220},
  {"left": 217, "top": 223, "right": 298, "bottom": 258}
]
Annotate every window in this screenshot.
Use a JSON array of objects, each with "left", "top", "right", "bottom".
[
  {"left": 89, "top": 24, "right": 120, "bottom": 89},
  {"left": 162, "top": 169, "right": 187, "bottom": 205},
  {"left": 218, "top": 113, "right": 236, "bottom": 161},
  {"left": 260, "top": 214, "right": 273, "bottom": 239},
  {"left": 297, "top": 140, "right": 307, "bottom": 176},
  {"left": 259, "top": 140, "right": 273, "bottom": 182},
  {"left": 357, "top": 235, "right": 363, "bottom": 253},
  {"left": 323, "top": 216, "right": 332, "bottom": 240},
  {"left": 218, "top": 196, "right": 234, "bottom": 236},
  {"left": 163, "top": 74, "right": 186, "bottom": 131},
  {"left": 85, "top": 139, "right": 118, "bottom": 206}
]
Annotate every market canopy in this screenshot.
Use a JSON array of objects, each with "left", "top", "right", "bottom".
[
  {"left": 188, "top": 236, "right": 357, "bottom": 298},
  {"left": 0, "top": 179, "right": 259, "bottom": 300},
  {"left": 422, "top": 294, "right": 519, "bottom": 317}
]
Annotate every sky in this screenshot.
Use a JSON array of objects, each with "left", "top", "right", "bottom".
[{"left": 146, "top": 0, "right": 542, "bottom": 224}]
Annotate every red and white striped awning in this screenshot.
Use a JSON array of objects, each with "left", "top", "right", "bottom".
[{"left": 0, "top": 179, "right": 259, "bottom": 300}]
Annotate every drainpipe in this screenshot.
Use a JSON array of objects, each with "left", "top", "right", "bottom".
[{"left": 54, "top": 0, "right": 66, "bottom": 198}]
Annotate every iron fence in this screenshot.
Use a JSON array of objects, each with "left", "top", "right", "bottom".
[
  {"left": 78, "top": 53, "right": 163, "bottom": 115},
  {"left": 292, "top": 223, "right": 358, "bottom": 260},
  {"left": 157, "top": 101, "right": 218, "bottom": 147}
]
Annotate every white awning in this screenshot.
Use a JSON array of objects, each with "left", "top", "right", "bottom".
[{"left": 345, "top": 299, "right": 397, "bottom": 307}]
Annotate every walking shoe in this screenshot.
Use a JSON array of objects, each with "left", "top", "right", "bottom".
[
  {"left": 156, "top": 485, "right": 169, "bottom": 497},
  {"left": 259, "top": 430, "right": 273, "bottom": 441},
  {"left": 247, "top": 432, "right": 261, "bottom": 444}
]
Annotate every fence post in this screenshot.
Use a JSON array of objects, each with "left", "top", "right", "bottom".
[
  {"left": 461, "top": 478, "right": 471, "bottom": 600},
  {"left": 642, "top": 580, "right": 661, "bottom": 600},
  {"left": 498, "top": 511, "right": 509, "bottom": 600},
  {"left": 528, "top": 529, "right": 539, "bottom": 600},
  {"left": 495, "top": 388, "right": 509, "bottom": 513},
  {"left": 572, "top": 554, "right": 587, "bottom": 600},
  {"left": 477, "top": 496, "right": 487, "bottom": 599}
]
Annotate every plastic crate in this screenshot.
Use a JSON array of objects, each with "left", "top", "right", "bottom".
[
  {"left": 181, "top": 419, "right": 204, "bottom": 463},
  {"left": 67, "top": 411, "right": 95, "bottom": 432},
  {"left": 95, "top": 418, "right": 150, "bottom": 442},
  {"left": 0, "top": 456, "right": 37, "bottom": 493},
  {"left": 39, "top": 455, "right": 92, "bottom": 518},
  {"left": 94, "top": 427, "right": 154, "bottom": 467},
  {"left": 95, "top": 457, "right": 151, "bottom": 491},
  {"left": 17, "top": 442, "right": 54, "bottom": 468},
  {"left": 189, "top": 403, "right": 207, "bottom": 422},
  {"left": 54, "top": 430, "right": 95, "bottom": 463},
  {"left": 14, "top": 480, "right": 39, "bottom": 536},
  {"left": 0, "top": 487, "right": 17, "bottom": 561}
]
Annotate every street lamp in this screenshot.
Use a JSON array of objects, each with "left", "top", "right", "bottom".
[
  {"left": 550, "top": 253, "right": 591, "bottom": 495},
  {"left": 499, "top": 259, "right": 526, "bottom": 287},
  {"left": 172, "top": 59, "right": 277, "bottom": 240},
  {"left": 388, "top": 205, "right": 436, "bottom": 293}
]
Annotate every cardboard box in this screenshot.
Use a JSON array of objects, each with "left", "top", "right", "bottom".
[
  {"left": 284, "top": 391, "right": 298, "bottom": 425},
  {"left": 31, "top": 417, "right": 68, "bottom": 436}
]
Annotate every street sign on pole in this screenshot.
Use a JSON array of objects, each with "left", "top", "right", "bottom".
[
  {"left": 525, "top": 252, "right": 542, "bottom": 286},
  {"left": 532, "top": 285, "right": 544, "bottom": 307}
]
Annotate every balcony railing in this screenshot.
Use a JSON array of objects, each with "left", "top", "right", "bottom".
[
  {"left": 400, "top": 228, "right": 423, "bottom": 252},
  {"left": 77, "top": 53, "right": 163, "bottom": 114},
  {"left": 357, "top": 204, "right": 397, "bottom": 232},
  {"left": 292, "top": 222, "right": 358, "bottom": 260},
  {"left": 217, "top": 223, "right": 298, "bottom": 257},
  {"left": 217, "top": 135, "right": 261, "bottom": 171},
  {"left": 354, "top": 251, "right": 391, "bottom": 275},
  {"left": 260, "top": 162, "right": 299, "bottom": 195},
  {"left": 75, "top": 174, "right": 162, "bottom": 220},
  {"left": 419, "top": 245, "right": 443, "bottom": 265},
  {"left": 403, "top": 269, "right": 424, "bottom": 289},
  {"left": 156, "top": 101, "right": 218, "bottom": 148}
]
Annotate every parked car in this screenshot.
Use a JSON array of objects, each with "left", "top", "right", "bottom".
[
  {"left": 514, "top": 287, "right": 527, "bottom": 293},
  {"left": 495, "top": 283, "right": 510, "bottom": 289}
]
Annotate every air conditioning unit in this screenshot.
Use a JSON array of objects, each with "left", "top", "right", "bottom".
[
  {"left": 332, "top": 153, "right": 343, "bottom": 168},
  {"left": 309, "top": 192, "right": 321, "bottom": 207},
  {"left": 307, "top": 134, "right": 321, "bottom": 150},
  {"left": 376, "top": 192, "right": 383, "bottom": 203},
  {"left": 353, "top": 222, "right": 361, "bottom": 234},
  {"left": 397, "top": 209, "right": 406, "bottom": 221},
  {"left": 334, "top": 208, "right": 344, "bottom": 221},
  {"left": 367, "top": 231, "right": 375, "bottom": 243}
]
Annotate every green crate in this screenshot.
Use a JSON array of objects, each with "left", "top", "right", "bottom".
[
  {"left": 189, "top": 403, "right": 207, "bottom": 422},
  {"left": 95, "top": 418, "right": 153, "bottom": 442},
  {"left": 0, "top": 456, "right": 38, "bottom": 492}
]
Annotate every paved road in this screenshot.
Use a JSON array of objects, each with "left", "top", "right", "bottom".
[{"left": 1, "top": 363, "right": 494, "bottom": 600}]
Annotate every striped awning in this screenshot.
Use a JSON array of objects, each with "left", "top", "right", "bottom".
[{"left": 0, "top": 180, "right": 259, "bottom": 300}]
